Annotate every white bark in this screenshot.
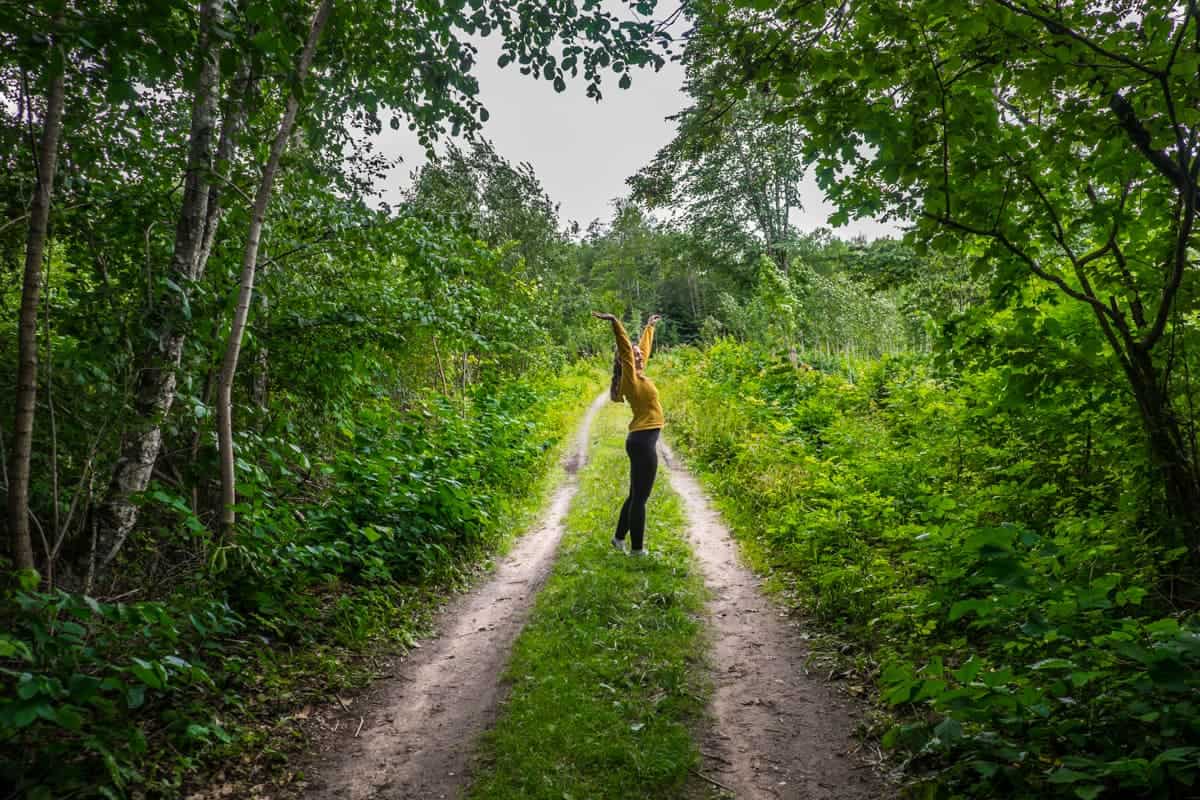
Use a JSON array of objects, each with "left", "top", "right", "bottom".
[
  {"left": 93, "top": 0, "right": 222, "bottom": 572},
  {"left": 216, "top": 0, "right": 334, "bottom": 536}
]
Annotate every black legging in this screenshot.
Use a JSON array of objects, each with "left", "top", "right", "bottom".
[{"left": 615, "top": 428, "right": 660, "bottom": 551}]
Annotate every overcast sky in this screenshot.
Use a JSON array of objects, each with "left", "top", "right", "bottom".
[{"left": 373, "top": 33, "right": 902, "bottom": 241}]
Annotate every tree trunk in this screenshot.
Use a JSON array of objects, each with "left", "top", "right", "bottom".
[
  {"left": 216, "top": 0, "right": 333, "bottom": 537},
  {"left": 198, "top": 61, "right": 253, "bottom": 273},
  {"left": 91, "top": 0, "right": 222, "bottom": 573},
  {"left": 8, "top": 48, "right": 67, "bottom": 574},
  {"left": 1126, "top": 347, "right": 1200, "bottom": 541},
  {"left": 1082, "top": 286, "right": 1200, "bottom": 544}
]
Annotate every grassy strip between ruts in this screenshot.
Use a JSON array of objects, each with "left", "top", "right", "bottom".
[{"left": 467, "top": 404, "right": 709, "bottom": 800}]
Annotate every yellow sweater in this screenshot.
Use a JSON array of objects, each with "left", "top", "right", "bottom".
[{"left": 613, "top": 319, "right": 665, "bottom": 432}]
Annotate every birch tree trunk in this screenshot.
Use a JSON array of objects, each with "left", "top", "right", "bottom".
[
  {"left": 92, "top": 0, "right": 222, "bottom": 573},
  {"left": 197, "top": 61, "right": 253, "bottom": 275},
  {"left": 8, "top": 45, "right": 66, "bottom": 573},
  {"left": 216, "top": 0, "right": 334, "bottom": 537}
]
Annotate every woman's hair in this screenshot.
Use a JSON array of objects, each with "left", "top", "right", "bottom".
[{"left": 609, "top": 348, "right": 623, "bottom": 402}]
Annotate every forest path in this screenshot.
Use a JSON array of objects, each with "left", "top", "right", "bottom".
[
  {"left": 295, "top": 392, "right": 608, "bottom": 800},
  {"left": 661, "top": 441, "right": 885, "bottom": 800}
]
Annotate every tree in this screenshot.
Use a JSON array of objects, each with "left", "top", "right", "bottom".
[
  {"left": 7, "top": 17, "right": 67, "bottom": 574},
  {"left": 93, "top": 0, "right": 227, "bottom": 574},
  {"left": 693, "top": 0, "right": 1200, "bottom": 540},
  {"left": 405, "top": 138, "right": 563, "bottom": 270},
  {"left": 631, "top": 94, "right": 806, "bottom": 272},
  {"left": 84, "top": 0, "right": 672, "bottom": 569},
  {"left": 628, "top": 16, "right": 808, "bottom": 274},
  {"left": 216, "top": 0, "right": 333, "bottom": 538},
  {"left": 3, "top": 0, "right": 212, "bottom": 583},
  {"left": 403, "top": 138, "right": 598, "bottom": 356}
]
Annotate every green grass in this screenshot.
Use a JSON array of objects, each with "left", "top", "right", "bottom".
[{"left": 467, "top": 404, "right": 709, "bottom": 800}]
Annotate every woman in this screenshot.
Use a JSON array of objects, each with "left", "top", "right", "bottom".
[{"left": 592, "top": 311, "right": 663, "bottom": 557}]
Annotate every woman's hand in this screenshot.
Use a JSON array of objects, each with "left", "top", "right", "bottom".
[
  {"left": 646, "top": 314, "right": 662, "bottom": 326},
  {"left": 591, "top": 311, "right": 617, "bottom": 321}
]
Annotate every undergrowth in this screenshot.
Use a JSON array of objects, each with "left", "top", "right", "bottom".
[
  {"left": 0, "top": 363, "right": 603, "bottom": 800},
  {"left": 659, "top": 341, "right": 1200, "bottom": 800}
]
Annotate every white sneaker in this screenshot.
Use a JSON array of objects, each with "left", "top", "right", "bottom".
[
  {"left": 611, "top": 537, "right": 626, "bottom": 552},
  {"left": 630, "top": 548, "right": 649, "bottom": 558}
]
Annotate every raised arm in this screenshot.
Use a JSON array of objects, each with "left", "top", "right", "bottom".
[
  {"left": 593, "top": 312, "right": 635, "bottom": 373},
  {"left": 639, "top": 314, "right": 661, "bottom": 361}
]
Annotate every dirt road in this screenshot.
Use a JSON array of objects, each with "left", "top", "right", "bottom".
[{"left": 290, "top": 397, "right": 884, "bottom": 800}]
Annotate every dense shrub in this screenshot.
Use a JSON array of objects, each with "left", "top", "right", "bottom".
[
  {"left": 0, "top": 364, "right": 600, "bottom": 799},
  {"left": 660, "top": 341, "right": 1199, "bottom": 799}
]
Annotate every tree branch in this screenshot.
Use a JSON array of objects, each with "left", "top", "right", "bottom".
[
  {"left": 988, "top": 0, "right": 1160, "bottom": 76},
  {"left": 1143, "top": 182, "right": 1196, "bottom": 350},
  {"left": 920, "top": 25, "right": 952, "bottom": 218},
  {"left": 1086, "top": 181, "right": 1147, "bottom": 329},
  {"left": 1109, "top": 91, "right": 1198, "bottom": 201},
  {"left": 920, "top": 209, "right": 1112, "bottom": 316}
]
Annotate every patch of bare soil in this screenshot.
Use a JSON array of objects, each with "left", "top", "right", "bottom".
[
  {"left": 661, "top": 442, "right": 889, "bottom": 800},
  {"left": 290, "top": 392, "right": 607, "bottom": 800}
]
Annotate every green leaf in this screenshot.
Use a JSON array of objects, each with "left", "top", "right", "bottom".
[
  {"left": 1048, "top": 768, "right": 1091, "bottom": 784},
  {"left": 54, "top": 704, "right": 84, "bottom": 731},
  {"left": 934, "top": 716, "right": 962, "bottom": 743},
  {"left": 964, "top": 528, "right": 1015, "bottom": 554},
  {"left": 0, "top": 634, "right": 32, "bottom": 661},
  {"left": 17, "top": 674, "right": 42, "bottom": 700},
  {"left": 1153, "top": 747, "right": 1200, "bottom": 766},
  {"left": 186, "top": 723, "right": 212, "bottom": 740},
  {"left": 953, "top": 657, "right": 983, "bottom": 684},
  {"left": 949, "top": 599, "right": 990, "bottom": 621},
  {"left": 1146, "top": 618, "right": 1180, "bottom": 637},
  {"left": 69, "top": 674, "right": 103, "bottom": 703},
  {"left": 129, "top": 658, "right": 164, "bottom": 690},
  {"left": 884, "top": 680, "right": 917, "bottom": 705},
  {"left": 15, "top": 569, "right": 40, "bottom": 592},
  {"left": 1069, "top": 671, "right": 1102, "bottom": 688}
]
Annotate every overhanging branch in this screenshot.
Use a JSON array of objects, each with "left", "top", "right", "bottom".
[
  {"left": 1109, "top": 92, "right": 1197, "bottom": 202},
  {"left": 920, "top": 209, "right": 1111, "bottom": 316}
]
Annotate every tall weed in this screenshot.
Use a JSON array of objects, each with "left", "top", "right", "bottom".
[
  {"left": 660, "top": 341, "right": 1199, "bottom": 799},
  {"left": 0, "top": 364, "right": 601, "bottom": 798}
]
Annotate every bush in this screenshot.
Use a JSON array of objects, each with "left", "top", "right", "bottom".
[
  {"left": 659, "top": 341, "right": 1199, "bottom": 799},
  {"left": 0, "top": 364, "right": 601, "bottom": 799}
]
